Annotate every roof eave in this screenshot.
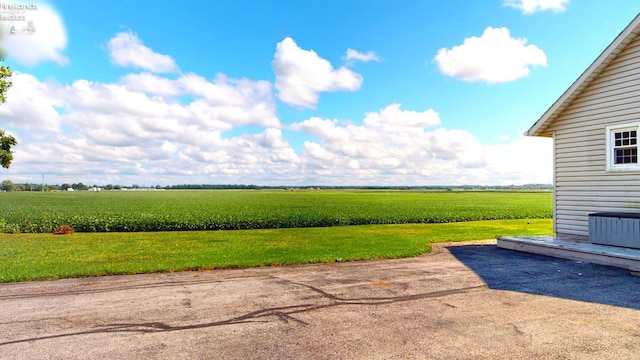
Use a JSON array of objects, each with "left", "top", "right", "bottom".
[{"left": 526, "top": 13, "right": 640, "bottom": 138}]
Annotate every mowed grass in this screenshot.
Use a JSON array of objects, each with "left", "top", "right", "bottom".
[
  {"left": 0, "top": 219, "right": 552, "bottom": 282},
  {"left": 0, "top": 190, "right": 553, "bottom": 233}
]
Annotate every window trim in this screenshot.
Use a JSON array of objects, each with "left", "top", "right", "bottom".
[{"left": 606, "top": 123, "right": 640, "bottom": 171}]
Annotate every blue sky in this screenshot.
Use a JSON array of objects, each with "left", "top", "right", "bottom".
[{"left": 0, "top": 0, "right": 638, "bottom": 186}]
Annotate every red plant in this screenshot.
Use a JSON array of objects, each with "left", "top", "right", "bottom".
[{"left": 53, "top": 225, "right": 75, "bottom": 235}]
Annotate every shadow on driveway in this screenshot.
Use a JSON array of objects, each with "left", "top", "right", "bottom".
[{"left": 446, "top": 244, "right": 640, "bottom": 310}]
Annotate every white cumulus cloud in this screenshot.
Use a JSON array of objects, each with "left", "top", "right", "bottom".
[
  {"left": 118, "top": 72, "right": 182, "bottom": 97},
  {"left": 0, "top": 30, "right": 553, "bottom": 187},
  {"left": 345, "top": 48, "right": 380, "bottom": 63},
  {"left": 107, "top": 31, "right": 179, "bottom": 73},
  {"left": 363, "top": 103, "right": 440, "bottom": 129},
  {"left": 2, "top": 73, "right": 553, "bottom": 185},
  {"left": 0, "top": 56, "right": 296, "bottom": 185},
  {"left": 0, "top": 72, "right": 65, "bottom": 129},
  {"left": 293, "top": 103, "right": 476, "bottom": 173},
  {"left": 118, "top": 71, "right": 279, "bottom": 129},
  {"left": 272, "top": 37, "right": 363, "bottom": 109},
  {"left": 434, "top": 27, "right": 547, "bottom": 83},
  {"left": 504, "top": 0, "right": 569, "bottom": 14},
  {"left": 290, "top": 104, "right": 551, "bottom": 185},
  {"left": 0, "top": 1, "right": 69, "bottom": 66}
]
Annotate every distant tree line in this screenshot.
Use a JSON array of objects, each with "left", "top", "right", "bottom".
[
  {"left": 0, "top": 180, "right": 553, "bottom": 192},
  {"left": 165, "top": 184, "right": 262, "bottom": 190},
  {"left": 0, "top": 180, "right": 91, "bottom": 192}
]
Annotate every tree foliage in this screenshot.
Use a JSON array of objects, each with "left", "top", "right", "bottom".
[
  {"left": 0, "top": 179, "right": 14, "bottom": 191},
  {"left": 0, "top": 62, "right": 11, "bottom": 103},
  {"left": 0, "top": 129, "right": 16, "bottom": 169},
  {"left": 0, "top": 62, "right": 16, "bottom": 169}
]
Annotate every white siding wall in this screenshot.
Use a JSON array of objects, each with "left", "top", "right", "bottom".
[{"left": 547, "top": 34, "right": 640, "bottom": 237}]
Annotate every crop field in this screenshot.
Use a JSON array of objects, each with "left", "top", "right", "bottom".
[{"left": 0, "top": 190, "right": 552, "bottom": 233}]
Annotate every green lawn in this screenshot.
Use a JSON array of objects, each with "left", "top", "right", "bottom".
[{"left": 0, "top": 219, "right": 552, "bottom": 283}]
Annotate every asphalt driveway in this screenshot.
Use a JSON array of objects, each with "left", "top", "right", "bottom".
[{"left": 2, "top": 240, "right": 640, "bottom": 359}]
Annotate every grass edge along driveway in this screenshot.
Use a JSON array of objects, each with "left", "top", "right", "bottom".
[{"left": 0, "top": 219, "right": 552, "bottom": 283}]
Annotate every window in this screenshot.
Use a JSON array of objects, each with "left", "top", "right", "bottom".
[
  {"left": 607, "top": 123, "right": 640, "bottom": 171},
  {"left": 614, "top": 130, "right": 637, "bottom": 164}
]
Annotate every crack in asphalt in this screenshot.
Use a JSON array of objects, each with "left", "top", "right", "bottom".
[
  {"left": 0, "top": 280, "right": 486, "bottom": 346},
  {"left": 0, "top": 275, "right": 268, "bottom": 301}
]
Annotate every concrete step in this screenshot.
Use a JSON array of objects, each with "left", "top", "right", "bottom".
[{"left": 497, "top": 235, "right": 640, "bottom": 271}]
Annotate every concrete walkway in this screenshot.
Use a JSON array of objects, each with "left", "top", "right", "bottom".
[{"left": 2, "top": 240, "right": 640, "bottom": 359}]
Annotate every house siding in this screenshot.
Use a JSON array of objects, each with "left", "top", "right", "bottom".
[{"left": 546, "top": 32, "right": 640, "bottom": 237}]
